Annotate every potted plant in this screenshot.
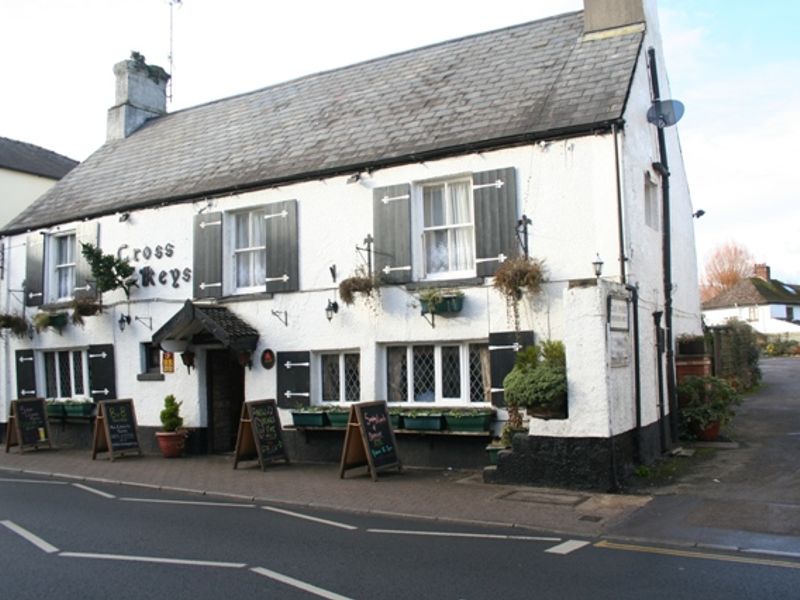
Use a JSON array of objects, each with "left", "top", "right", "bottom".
[
  {"left": 33, "top": 310, "right": 69, "bottom": 333},
  {"left": 401, "top": 408, "right": 444, "bottom": 431},
  {"left": 324, "top": 404, "right": 350, "bottom": 428},
  {"left": 291, "top": 404, "right": 328, "bottom": 427},
  {"left": 338, "top": 266, "right": 376, "bottom": 306},
  {"left": 70, "top": 297, "right": 103, "bottom": 326},
  {"left": 0, "top": 313, "right": 29, "bottom": 338},
  {"left": 419, "top": 288, "right": 465, "bottom": 316},
  {"left": 677, "top": 375, "right": 741, "bottom": 441},
  {"left": 493, "top": 256, "right": 546, "bottom": 334},
  {"left": 443, "top": 407, "right": 493, "bottom": 432},
  {"left": 156, "top": 394, "right": 187, "bottom": 458},
  {"left": 503, "top": 340, "right": 568, "bottom": 420}
]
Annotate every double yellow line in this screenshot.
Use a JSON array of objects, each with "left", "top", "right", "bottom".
[{"left": 595, "top": 540, "right": 800, "bottom": 570}]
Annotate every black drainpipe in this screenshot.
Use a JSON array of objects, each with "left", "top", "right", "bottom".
[
  {"left": 648, "top": 47, "right": 679, "bottom": 446},
  {"left": 653, "top": 310, "right": 667, "bottom": 454}
]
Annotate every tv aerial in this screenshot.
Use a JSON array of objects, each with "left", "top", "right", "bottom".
[{"left": 647, "top": 99, "right": 684, "bottom": 128}]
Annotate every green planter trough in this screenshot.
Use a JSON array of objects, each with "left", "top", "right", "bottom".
[
  {"left": 292, "top": 412, "right": 328, "bottom": 427},
  {"left": 402, "top": 415, "right": 444, "bottom": 431},
  {"left": 445, "top": 413, "right": 492, "bottom": 432},
  {"left": 326, "top": 411, "right": 350, "bottom": 428}
]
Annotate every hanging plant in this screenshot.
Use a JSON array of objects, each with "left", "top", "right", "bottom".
[
  {"left": 0, "top": 313, "right": 29, "bottom": 338},
  {"left": 33, "top": 310, "right": 68, "bottom": 333},
  {"left": 338, "top": 266, "right": 377, "bottom": 306},
  {"left": 493, "top": 256, "right": 546, "bottom": 336},
  {"left": 80, "top": 242, "right": 137, "bottom": 299},
  {"left": 70, "top": 298, "right": 103, "bottom": 326}
]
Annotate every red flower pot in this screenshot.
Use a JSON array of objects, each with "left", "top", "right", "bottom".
[{"left": 156, "top": 431, "right": 186, "bottom": 458}]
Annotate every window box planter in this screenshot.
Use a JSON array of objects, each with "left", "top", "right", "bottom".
[
  {"left": 291, "top": 411, "right": 328, "bottom": 428},
  {"left": 419, "top": 294, "right": 464, "bottom": 316},
  {"left": 325, "top": 410, "right": 350, "bottom": 428},
  {"left": 63, "top": 402, "right": 95, "bottom": 418},
  {"left": 445, "top": 411, "right": 493, "bottom": 432},
  {"left": 402, "top": 414, "right": 444, "bottom": 431},
  {"left": 46, "top": 402, "right": 66, "bottom": 419},
  {"left": 389, "top": 413, "right": 403, "bottom": 430}
]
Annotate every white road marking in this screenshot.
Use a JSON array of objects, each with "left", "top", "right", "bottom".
[
  {"left": 545, "top": 539, "right": 591, "bottom": 554},
  {"left": 72, "top": 483, "right": 116, "bottom": 499},
  {"left": 119, "top": 498, "right": 255, "bottom": 508},
  {"left": 59, "top": 551, "right": 246, "bottom": 568},
  {"left": 367, "top": 528, "right": 561, "bottom": 542},
  {"left": 1, "top": 520, "right": 60, "bottom": 553},
  {"left": 0, "top": 478, "right": 68, "bottom": 485},
  {"left": 261, "top": 506, "right": 358, "bottom": 530},
  {"left": 251, "top": 566, "right": 354, "bottom": 600}
]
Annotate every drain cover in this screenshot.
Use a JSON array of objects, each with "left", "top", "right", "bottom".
[{"left": 579, "top": 515, "right": 603, "bottom": 522}]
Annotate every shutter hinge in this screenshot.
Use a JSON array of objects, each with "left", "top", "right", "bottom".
[
  {"left": 264, "top": 210, "right": 289, "bottom": 221},
  {"left": 199, "top": 282, "right": 222, "bottom": 290},
  {"left": 199, "top": 220, "right": 222, "bottom": 229},
  {"left": 284, "top": 361, "right": 310, "bottom": 369},
  {"left": 20, "top": 389, "right": 37, "bottom": 396},
  {"left": 488, "top": 343, "right": 521, "bottom": 352},
  {"left": 381, "top": 194, "right": 410, "bottom": 205},
  {"left": 91, "top": 388, "right": 111, "bottom": 396},
  {"left": 473, "top": 179, "right": 504, "bottom": 191},
  {"left": 265, "top": 275, "right": 290, "bottom": 284},
  {"left": 381, "top": 265, "right": 412, "bottom": 275},
  {"left": 283, "top": 391, "right": 310, "bottom": 398},
  {"left": 475, "top": 253, "right": 507, "bottom": 265},
  {"left": 18, "top": 356, "right": 34, "bottom": 363},
  {"left": 88, "top": 351, "right": 109, "bottom": 359}
]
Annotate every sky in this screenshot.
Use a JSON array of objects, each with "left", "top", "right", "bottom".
[{"left": 1, "top": 0, "right": 798, "bottom": 282}]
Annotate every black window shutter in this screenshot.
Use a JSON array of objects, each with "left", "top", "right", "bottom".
[
  {"left": 24, "top": 233, "right": 44, "bottom": 307},
  {"left": 15, "top": 350, "right": 37, "bottom": 398},
  {"left": 74, "top": 222, "right": 98, "bottom": 301},
  {"left": 193, "top": 212, "right": 223, "bottom": 299},
  {"left": 373, "top": 184, "right": 412, "bottom": 284},
  {"left": 473, "top": 167, "right": 519, "bottom": 277},
  {"left": 265, "top": 200, "right": 299, "bottom": 293},
  {"left": 488, "top": 330, "right": 534, "bottom": 407},
  {"left": 87, "top": 344, "right": 117, "bottom": 401},
  {"left": 276, "top": 351, "right": 310, "bottom": 408}
]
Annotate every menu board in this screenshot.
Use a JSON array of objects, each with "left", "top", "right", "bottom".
[
  {"left": 339, "top": 401, "right": 402, "bottom": 481},
  {"left": 4, "top": 399, "right": 52, "bottom": 453},
  {"left": 92, "top": 399, "right": 142, "bottom": 461},
  {"left": 233, "top": 400, "right": 288, "bottom": 470}
]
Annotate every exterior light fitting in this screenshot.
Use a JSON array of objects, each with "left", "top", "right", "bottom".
[
  {"left": 325, "top": 299, "right": 339, "bottom": 322},
  {"left": 118, "top": 314, "right": 131, "bottom": 332},
  {"left": 592, "top": 254, "right": 604, "bottom": 279}
]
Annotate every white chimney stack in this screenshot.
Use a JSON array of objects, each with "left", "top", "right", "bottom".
[
  {"left": 107, "top": 52, "right": 170, "bottom": 141},
  {"left": 583, "top": 0, "right": 646, "bottom": 34}
]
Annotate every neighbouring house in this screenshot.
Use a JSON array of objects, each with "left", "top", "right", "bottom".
[
  {"left": 703, "top": 264, "right": 800, "bottom": 340},
  {"left": 0, "top": 0, "right": 702, "bottom": 490},
  {"left": 0, "top": 137, "right": 78, "bottom": 229}
]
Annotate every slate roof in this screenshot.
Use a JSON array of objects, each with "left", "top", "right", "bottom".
[
  {"left": 153, "top": 300, "right": 259, "bottom": 352},
  {"left": 3, "top": 11, "right": 643, "bottom": 235},
  {"left": 0, "top": 136, "right": 78, "bottom": 180},
  {"left": 703, "top": 278, "right": 800, "bottom": 310}
]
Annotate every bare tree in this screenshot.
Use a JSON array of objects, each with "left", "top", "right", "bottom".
[{"left": 700, "top": 241, "right": 754, "bottom": 302}]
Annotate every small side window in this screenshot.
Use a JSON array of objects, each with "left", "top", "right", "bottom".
[{"left": 138, "top": 342, "right": 164, "bottom": 381}]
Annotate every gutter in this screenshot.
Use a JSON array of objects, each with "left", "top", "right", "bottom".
[{"left": 0, "top": 120, "right": 620, "bottom": 237}]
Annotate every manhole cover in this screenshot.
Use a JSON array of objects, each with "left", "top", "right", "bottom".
[{"left": 499, "top": 490, "right": 588, "bottom": 506}]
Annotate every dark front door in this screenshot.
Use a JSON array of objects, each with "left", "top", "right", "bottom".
[{"left": 206, "top": 350, "right": 245, "bottom": 453}]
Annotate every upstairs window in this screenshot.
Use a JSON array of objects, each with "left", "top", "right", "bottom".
[
  {"left": 233, "top": 208, "right": 267, "bottom": 293},
  {"left": 420, "top": 179, "right": 475, "bottom": 279}
]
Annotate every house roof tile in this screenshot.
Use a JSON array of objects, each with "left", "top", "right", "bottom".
[
  {"left": 703, "top": 277, "right": 800, "bottom": 309},
  {"left": 0, "top": 136, "right": 78, "bottom": 180}
]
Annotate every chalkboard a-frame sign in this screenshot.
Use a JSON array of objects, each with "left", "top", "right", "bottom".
[
  {"left": 233, "top": 400, "right": 289, "bottom": 470},
  {"left": 339, "top": 401, "right": 402, "bottom": 482},
  {"left": 92, "top": 399, "right": 142, "bottom": 461},
  {"left": 5, "top": 398, "right": 52, "bottom": 453}
]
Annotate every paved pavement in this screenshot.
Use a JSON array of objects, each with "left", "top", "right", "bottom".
[{"left": 1, "top": 358, "right": 798, "bottom": 557}]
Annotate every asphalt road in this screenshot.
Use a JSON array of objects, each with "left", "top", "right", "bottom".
[{"left": 2, "top": 472, "right": 798, "bottom": 599}]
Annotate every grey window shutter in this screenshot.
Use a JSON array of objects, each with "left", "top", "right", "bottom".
[
  {"left": 74, "top": 222, "right": 98, "bottom": 301},
  {"left": 276, "top": 351, "right": 310, "bottom": 408},
  {"left": 488, "top": 330, "right": 534, "bottom": 407},
  {"left": 15, "top": 350, "right": 37, "bottom": 398},
  {"left": 473, "top": 167, "right": 519, "bottom": 277},
  {"left": 264, "top": 200, "right": 299, "bottom": 293},
  {"left": 87, "top": 344, "right": 117, "bottom": 401},
  {"left": 373, "top": 184, "right": 412, "bottom": 284},
  {"left": 25, "top": 234, "right": 44, "bottom": 307},
  {"left": 193, "top": 212, "right": 223, "bottom": 299}
]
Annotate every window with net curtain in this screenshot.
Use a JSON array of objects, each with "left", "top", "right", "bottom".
[
  {"left": 234, "top": 209, "right": 266, "bottom": 292},
  {"left": 422, "top": 179, "right": 475, "bottom": 278},
  {"left": 53, "top": 233, "right": 76, "bottom": 301}
]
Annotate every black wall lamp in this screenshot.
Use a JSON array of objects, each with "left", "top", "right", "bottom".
[
  {"left": 592, "top": 254, "right": 604, "bottom": 278},
  {"left": 692, "top": 209, "right": 705, "bottom": 219},
  {"left": 325, "top": 299, "right": 339, "bottom": 322},
  {"left": 118, "top": 314, "right": 131, "bottom": 331}
]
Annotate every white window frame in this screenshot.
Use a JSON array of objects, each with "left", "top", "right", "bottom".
[
  {"left": 317, "top": 351, "right": 361, "bottom": 403},
  {"left": 385, "top": 342, "right": 489, "bottom": 405},
  {"left": 412, "top": 176, "right": 476, "bottom": 281},
  {"left": 47, "top": 231, "right": 77, "bottom": 302},
  {"left": 226, "top": 207, "right": 267, "bottom": 295},
  {"left": 40, "top": 348, "right": 90, "bottom": 400}
]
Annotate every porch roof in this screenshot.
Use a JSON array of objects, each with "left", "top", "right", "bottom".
[{"left": 152, "top": 300, "right": 259, "bottom": 353}]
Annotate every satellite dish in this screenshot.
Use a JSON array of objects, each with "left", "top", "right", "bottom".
[{"left": 647, "top": 99, "right": 685, "bottom": 128}]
